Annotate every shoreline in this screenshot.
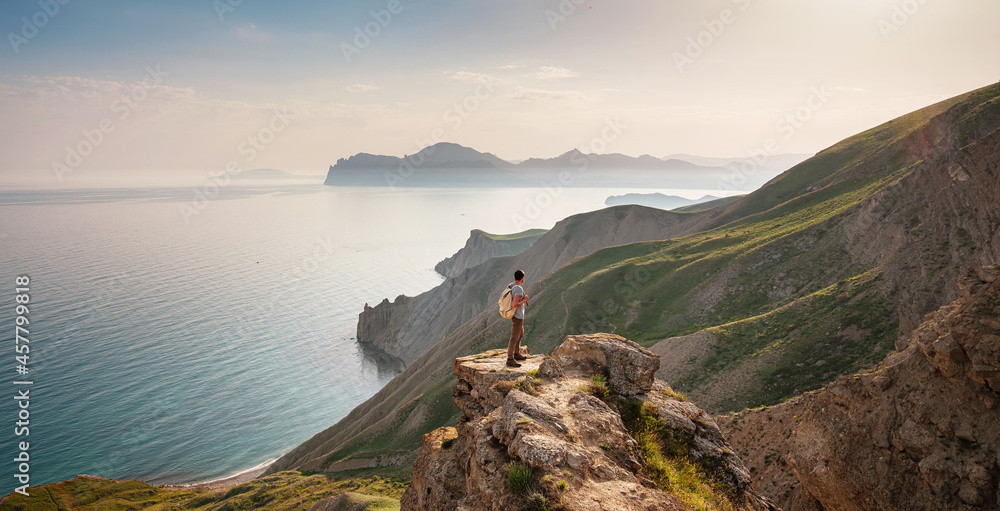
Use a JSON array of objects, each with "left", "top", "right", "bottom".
[{"left": 159, "top": 458, "right": 279, "bottom": 491}]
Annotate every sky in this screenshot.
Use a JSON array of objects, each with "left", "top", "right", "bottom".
[{"left": 1, "top": 0, "right": 998, "bottom": 185}]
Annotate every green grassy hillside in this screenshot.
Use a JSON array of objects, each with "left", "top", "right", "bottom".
[
  {"left": 672, "top": 195, "right": 744, "bottom": 212},
  {"left": 0, "top": 471, "right": 406, "bottom": 511},
  {"left": 479, "top": 228, "right": 549, "bottom": 241}
]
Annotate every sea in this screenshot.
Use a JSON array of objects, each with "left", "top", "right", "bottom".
[{"left": 0, "top": 180, "right": 735, "bottom": 487}]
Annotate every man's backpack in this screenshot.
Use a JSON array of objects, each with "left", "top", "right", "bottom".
[{"left": 498, "top": 285, "right": 516, "bottom": 319}]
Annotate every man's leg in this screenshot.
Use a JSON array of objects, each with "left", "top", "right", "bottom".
[
  {"left": 512, "top": 319, "right": 526, "bottom": 360},
  {"left": 508, "top": 318, "right": 523, "bottom": 362}
]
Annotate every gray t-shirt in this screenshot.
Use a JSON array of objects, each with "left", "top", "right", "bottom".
[{"left": 510, "top": 282, "right": 525, "bottom": 320}]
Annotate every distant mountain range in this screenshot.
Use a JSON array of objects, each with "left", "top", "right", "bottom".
[
  {"left": 323, "top": 142, "right": 807, "bottom": 190},
  {"left": 332, "top": 143, "right": 510, "bottom": 170},
  {"left": 515, "top": 149, "right": 712, "bottom": 171},
  {"left": 328, "top": 143, "right": 813, "bottom": 172},
  {"left": 605, "top": 193, "right": 748, "bottom": 211},
  {"left": 662, "top": 153, "right": 814, "bottom": 170},
  {"left": 328, "top": 142, "right": 736, "bottom": 173},
  {"left": 605, "top": 193, "right": 722, "bottom": 210}
]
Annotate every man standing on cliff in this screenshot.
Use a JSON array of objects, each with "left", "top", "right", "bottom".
[{"left": 507, "top": 269, "right": 529, "bottom": 367}]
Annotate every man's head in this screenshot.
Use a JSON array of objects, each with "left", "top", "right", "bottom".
[{"left": 514, "top": 269, "right": 525, "bottom": 282}]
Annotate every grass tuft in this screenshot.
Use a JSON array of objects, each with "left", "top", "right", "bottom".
[
  {"left": 587, "top": 374, "right": 611, "bottom": 401},
  {"left": 529, "top": 492, "right": 557, "bottom": 511},
  {"left": 495, "top": 375, "right": 543, "bottom": 396},
  {"left": 505, "top": 462, "right": 534, "bottom": 494},
  {"left": 658, "top": 386, "right": 689, "bottom": 402}
]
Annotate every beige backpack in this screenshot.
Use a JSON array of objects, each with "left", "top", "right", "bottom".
[{"left": 498, "top": 284, "right": 516, "bottom": 319}]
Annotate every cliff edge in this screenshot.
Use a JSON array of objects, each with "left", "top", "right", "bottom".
[
  {"left": 435, "top": 229, "right": 548, "bottom": 278},
  {"left": 403, "top": 333, "right": 777, "bottom": 511}
]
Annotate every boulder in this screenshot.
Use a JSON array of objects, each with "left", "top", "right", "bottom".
[{"left": 552, "top": 333, "right": 659, "bottom": 396}]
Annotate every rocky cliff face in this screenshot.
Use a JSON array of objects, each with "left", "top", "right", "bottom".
[
  {"left": 402, "top": 334, "right": 776, "bottom": 511},
  {"left": 434, "top": 229, "right": 548, "bottom": 279},
  {"left": 356, "top": 295, "right": 412, "bottom": 366},
  {"left": 722, "top": 266, "right": 1000, "bottom": 510},
  {"left": 717, "top": 396, "right": 823, "bottom": 511}
]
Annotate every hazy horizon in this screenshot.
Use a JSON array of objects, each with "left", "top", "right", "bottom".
[{"left": 2, "top": 1, "right": 999, "bottom": 187}]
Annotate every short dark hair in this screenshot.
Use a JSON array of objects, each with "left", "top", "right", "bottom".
[{"left": 514, "top": 269, "right": 525, "bottom": 281}]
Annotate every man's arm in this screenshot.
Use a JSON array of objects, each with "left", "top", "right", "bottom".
[{"left": 512, "top": 293, "right": 529, "bottom": 308}]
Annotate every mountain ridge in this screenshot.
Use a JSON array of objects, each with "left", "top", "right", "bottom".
[
  {"left": 330, "top": 142, "right": 511, "bottom": 171},
  {"left": 328, "top": 143, "right": 736, "bottom": 173},
  {"left": 662, "top": 153, "right": 813, "bottom": 171},
  {"left": 433, "top": 228, "right": 548, "bottom": 279},
  {"left": 322, "top": 143, "right": 789, "bottom": 189},
  {"left": 605, "top": 192, "right": 724, "bottom": 210}
]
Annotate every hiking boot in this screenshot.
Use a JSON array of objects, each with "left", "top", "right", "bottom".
[
  {"left": 506, "top": 359, "right": 522, "bottom": 368},
  {"left": 513, "top": 354, "right": 527, "bottom": 361}
]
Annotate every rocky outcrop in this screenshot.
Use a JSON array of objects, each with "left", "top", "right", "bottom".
[
  {"left": 402, "top": 333, "right": 776, "bottom": 511},
  {"left": 434, "top": 229, "right": 548, "bottom": 279},
  {"left": 723, "top": 266, "right": 1000, "bottom": 510},
  {"left": 357, "top": 295, "right": 412, "bottom": 364},
  {"left": 551, "top": 334, "right": 659, "bottom": 396}
]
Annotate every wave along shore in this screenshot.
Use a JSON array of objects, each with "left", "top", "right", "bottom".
[{"left": 161, "top": 458, "right": 279, "bottom": 490}]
